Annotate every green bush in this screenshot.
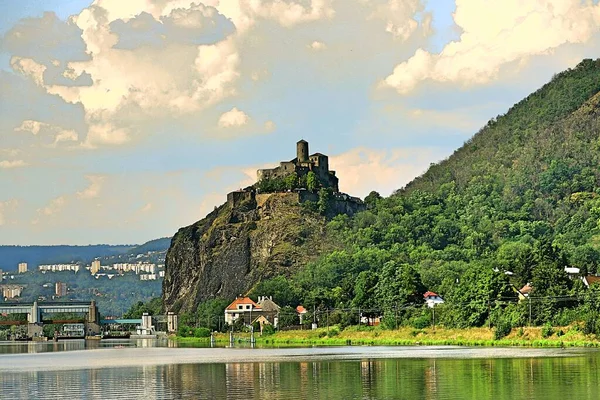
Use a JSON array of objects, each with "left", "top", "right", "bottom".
[
  {"left": 412, "top": 314, "right": 431, "bottom": 329},
  {"left": 327, "top": 327, "right": 340, "bottom": 337},
  {"left": 494, "top": 319, "right": 512, "bottom": 340},
  {"left": 193, "top": 327, "right": 211, "bottom": 338},
  {"left": 542, "top": 323, "right": 554, "bottom": 338},
  {"left": 262, "top": 324, "right": 276, "bottom": 335}
]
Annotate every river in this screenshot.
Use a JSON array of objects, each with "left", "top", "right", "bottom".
[{"left": 1, "top": 340, "right": 599, "bottom": 399}]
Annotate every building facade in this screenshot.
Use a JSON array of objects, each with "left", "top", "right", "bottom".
[
  {"left": 257, "top": 140, "right": 339, "bottom": 192},
  {"left": 18, "top": 263, "right": 27, "bottom": 274},
  {"left": 55, "top": 282, "right": 68, "bottom": 297}
]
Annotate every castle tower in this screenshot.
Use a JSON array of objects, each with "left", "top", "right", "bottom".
[{"left": 297, "top": 140, "right": 309, "bottom": 163}]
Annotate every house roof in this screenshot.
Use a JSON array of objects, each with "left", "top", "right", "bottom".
[
  {"left": 257, "top": 297, "right": 280, "bottom": 311},
  {"left": 310, "top": 152, "right": 327, "bottom": 157},
  {"left": 296, "top": 305, "right": 307, "bottom": 314},
  {"left": 225, "top": 296, "right": 261, "bottom": 311},
  {"left": 519, "top": 283, "right": 533, "bottom": 294},
  {"left": 585, "top": 275, "right": 600, "bottom": 286},
  {"left": 423, "top": 291, "right": 439, "bottom": 298},
  {"left": 297, "top": 139, "right": 307, "bottom": 144}
]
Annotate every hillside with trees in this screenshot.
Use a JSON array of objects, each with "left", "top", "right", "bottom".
[{"left": 164, "top": 59, "right": 600, "bottom": 336}]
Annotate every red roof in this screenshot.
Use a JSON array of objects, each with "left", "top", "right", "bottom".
[
  {"left": 520, "top": 284, "right": 533, "bottom": 294},
  {"left": 296, "top": 305, "right": 307, "bottom": 314},
  {"left": 225, "top": 296, "right": 261, "bottom": 311},
  {"left": 586, "top": 276, "right": 600, "bottom": 286},
  {"left": 423, "top": 291, "right": 438, "bottom": 298}
]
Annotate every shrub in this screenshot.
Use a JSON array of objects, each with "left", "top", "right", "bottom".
[
  {"left": 262, "top": 324, "right": 276, "bottom": 336},
  {"left": 412, "top": 314, "right": 430, "bottom": 329},
  {"left": 327, "top": 327, "right": 340, "bottom": 337},
  {"left": 193, "top": 327, "right": 211, "bottom": 338},
  {"left": 494, "top": 319, "right": 512, "bottom": 340},
  {"left": 542, "top": 323, "right": 554, "bottom": 338}
]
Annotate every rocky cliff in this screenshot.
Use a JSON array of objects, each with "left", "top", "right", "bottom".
[{"left": 163, "top": 192, "right": 340, "bottom": 313}]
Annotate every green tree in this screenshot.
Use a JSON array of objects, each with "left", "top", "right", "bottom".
[{"left": 307, "top": 171, "right": 319, "bottom": 192}]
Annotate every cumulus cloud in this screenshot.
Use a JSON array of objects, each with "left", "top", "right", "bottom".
[
  {"left": 330, "top": 147, "right": 447, "bottom": 197},
  {"left": 37, "top": 196, "right": 66, "bottom": 217},
  {"left": 308, "top": 40, "right": 327, "bottom": 50},
  {"left": 0, "top": 160, "right": 28, "bottom": 169},
  {"left": 15, "top": 120, "right": 45, "bottom": 135},
  {"left": 264, "top": 120, "right": 276, "bottom": 132},
  {"left": 10, "top": 57, "right": 47, "bottom": 86},
  {"left": 383, "top": 0, "right": 600, "bottom": 93},
  {"left": 77, "top": 175, "right": 106, "bottom": 199},
  {"left": 367, "top": 0, "right": 428, "bottom": 40},
  {"left": 218, "top": 107, "right": 250, "bottom": 128},
  {"left": 14, "top": 120, "right": 79, "bottom": 146}
]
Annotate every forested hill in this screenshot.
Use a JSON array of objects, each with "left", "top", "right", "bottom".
[
  {"left": 241, "top": 59, "right": 600, "bottom": 331},
  {"left": 405, "top": 58, "right": 600, "bottom": 194}
]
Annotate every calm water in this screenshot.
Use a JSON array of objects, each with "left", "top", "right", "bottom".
[{"left": 1, "top": 340, "right": 600, "bottom": 399}]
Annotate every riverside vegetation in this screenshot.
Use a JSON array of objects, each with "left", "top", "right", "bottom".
[{"left": 161, "top": 59, "right": 600, "bottom": 344}]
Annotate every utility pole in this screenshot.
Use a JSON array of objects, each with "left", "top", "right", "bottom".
[
  {"left": 529, "top": 296, "right": 532, "bottom": 327},
  {"left": 432, "top": 306, "right": 435, "bottom": 331},
  {"left": 394, "top": 302, "right": 398, "bottom": 330}
]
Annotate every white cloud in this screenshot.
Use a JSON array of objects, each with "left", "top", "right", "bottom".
[
  {"left": 330, "top": 147, "right": 447, "bottom": 197},
  {"left": 10, "top": 57, "right": 47, "bottom": 86},
  {"left": 14, "top": 120, "right": 79, "bottom": 146},
  {"left": 53, "top": 129, "right": 79, "bottom": 145},
  {"left": 15, "top": 120, "right": 46, "bottom": 135},
  {"left": 383, "top": 0, "right": 600, "bottom": 93},
  {"left": 264, "top": 120, "right": 276, "bottom": 132},
  {"left": 37, "top": 196, "right": 66, "bottom": 216},
  {"left": 367, "top": 0, "right": 426, "bottom": 40},
  {"left": 77, "top": 175, "right": 106, "bottom": 199},
  {"left": 308, "top": 40, "right": 327, "bottom": 50},
  {"left": 0, "top": 160, "right": 28, "bottom": 169},
  {"left": 218, "top": 107, "right": 250, "bottom": 128}
]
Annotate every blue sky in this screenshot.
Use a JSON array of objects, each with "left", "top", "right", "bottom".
[{"left": 1, "top": 0, "right": 600, "bottom": 245}]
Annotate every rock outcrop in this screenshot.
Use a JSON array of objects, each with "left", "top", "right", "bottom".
[{"left": 163, "top": 192, "right": 340, "bottom": 313}]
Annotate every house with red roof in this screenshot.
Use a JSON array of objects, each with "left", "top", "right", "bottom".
[
  {"left": 224, "top": 295, "right": 281, "bottom": 326},
  {"left": 224, "top": 296, "right": 261, "bottom": 325},
  {"left": 423, "top": 291, "right": 444, "bottom": 308}
]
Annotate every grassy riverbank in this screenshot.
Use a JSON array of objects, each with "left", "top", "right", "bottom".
[{"left": 174, "top": 325, "right": 600, "bottom": 347}]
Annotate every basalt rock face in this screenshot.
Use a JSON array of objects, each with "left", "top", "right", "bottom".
[{"left": 163, "top": 193, "right": 336, "bottom": 313}]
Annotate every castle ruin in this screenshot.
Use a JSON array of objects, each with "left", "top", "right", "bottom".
[{"left": 257, "top": 140, "right": 339, "bottom": 192}]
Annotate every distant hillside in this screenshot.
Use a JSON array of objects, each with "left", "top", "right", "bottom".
[{"left": 0, "top": 238, "right": 172, "bottom": 271}]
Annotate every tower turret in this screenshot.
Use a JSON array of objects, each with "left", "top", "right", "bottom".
[{"left": 297, "top": 140, "right": 309, "bottom": 163}]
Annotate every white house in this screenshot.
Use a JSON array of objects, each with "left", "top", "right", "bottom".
[{"left": 423, "top": 291, "right": 444, "bottom": 308}]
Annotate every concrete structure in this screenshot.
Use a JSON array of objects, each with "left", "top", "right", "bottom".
[
  {"left": 90, "top": 260, "right": 101, "bottom": 275},
  {"left": 167, "top": 312, "right": 178, "bottom": 333},
  {"left": 0, "top": 301, "right": 101, "bottom": 338},
  {"left": 0, "top": 268, "right": 3, "bottom": 280},
  {"left": 38, "top": 264, "right": 80, "bottom": 273},
  {"left": 18, "top": 262, "right": 27, "bottom": 274},
  {"left": 113, "top": 263, "right": 156, "bottom": 274},
  {"left": 1, "top": 284, "right": 24, "bottom": 299},
  {"left": 55, "top": 282, "right": 67, "bottom": 297},
  {"left": 135, "top": 313, "right": 156, "bottom": 336},
  {"left": 257, "top": 140, "right": 339, "bottom": 192}
]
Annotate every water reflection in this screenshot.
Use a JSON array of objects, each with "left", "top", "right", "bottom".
[
  {"left": 1, "top": 355, "right": 600, "bottom": 399},
  {"left": 1, "top": 343, "right": 600, "bottom": 399}
]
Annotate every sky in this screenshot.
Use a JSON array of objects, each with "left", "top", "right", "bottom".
[{"left": 2, "top": 0, "right": 600, "bottom": 245}]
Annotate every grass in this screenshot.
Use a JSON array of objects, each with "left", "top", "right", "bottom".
[{"left": 173, "top": 325, "right": 600, "bottom": 348}]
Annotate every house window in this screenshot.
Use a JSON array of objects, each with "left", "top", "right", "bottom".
[
  {"left": 238, "top": 305, "right": 243, "bottom": 310},
  {"left": 246, "top": 305, "right": 251, "bottom": 310}
]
